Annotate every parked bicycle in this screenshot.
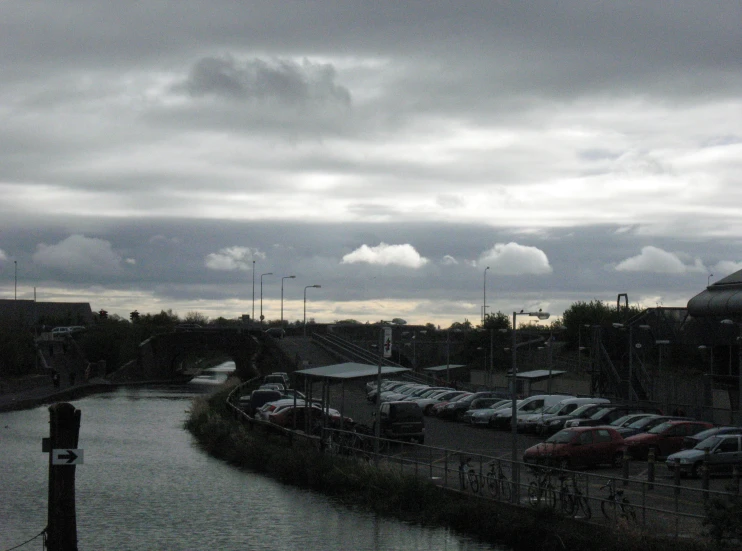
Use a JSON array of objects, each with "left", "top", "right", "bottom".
[
  {"left": 485, "top": 460, "right": 512, "bottom": 501},
  {"left": 459, "top": 457, "right": 480, "bottom": 493},
  {"left": 600, "top": 478, "right": 636, "bottom": 522},
  {"left": 527, "top": 467, "right": 556, "bottom": 509},
  {"left": 560, "top": 473, "right": 592, "bottom": 520}
]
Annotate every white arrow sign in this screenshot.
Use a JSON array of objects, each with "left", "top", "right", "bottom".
[{"left": 52, "top": 449, "right": 84, "bottom": 465}]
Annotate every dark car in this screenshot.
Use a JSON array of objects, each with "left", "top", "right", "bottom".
[
  {"left": 437, "top": 391, "right": 510, "bottom": 421},
  {"left": 563, "top": 404, "right": 663, "bottom": 429},
  {"left": 682, "top": 426, "right": 742, "bottom": 450},
  {"left": 623, "top": 420, "right": 714, "bottom": 460},
  {"left": 523, "top": 426, "right": 625, "bottom": 470},
  {"left": 239, "top": 389, "right": 283, "bottom": 416},
  {"left": 666, "top": 434, "right": 742, "bottom": 477},
  {"left": 373, "top": 401, "right": 425, "bottom": 444}
]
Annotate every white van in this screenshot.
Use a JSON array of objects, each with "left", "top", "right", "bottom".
[
  {"left": 491, "top": 394, "right": 574, "bottom": 430},
  {"left": 517, "top": 396, "right": 610, "bottom": 433}
]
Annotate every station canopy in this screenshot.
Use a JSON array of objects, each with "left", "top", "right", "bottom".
[
  {"left": 423, "top": 364, "right": 466, "bottom": 373},
  {"left": 295, "top": 362, "right": 410, "bottom": 381},
  {"left": 505, "top": 369, "right": 566, "bottom": 382}
]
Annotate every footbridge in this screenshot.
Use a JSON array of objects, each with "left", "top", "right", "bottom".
[{"left": 133, "top": 327, "right": 261, "bottom": 380}]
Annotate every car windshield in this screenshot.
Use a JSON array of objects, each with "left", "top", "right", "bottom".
[
  {"left": 568, "top": 404, "right": 598, "bottom": 417},
  {"left": 627, "top": 416, "right": 664, "bottom": 429},
  {"left": 489, "top": 400, "right": 512, "bottom": 410},
  {"left": 648, "top": 421, "right": 674, "bottom": 434},
  {"left": 449, "top": 393, "right": 472, "bottom": 403},
  {"left": 610, "top": 414, "right": 639, "bottom": 427},
  {"left": 543, "top": 403, "right": 564, "bottom": 415},
  {"left": 546, "top": 430, "right": 576, "bottom": 444},
  {"left": 691, "top": 427, "right": 724, "bottom": 441},
  {"left": 589, "top": 407, "right": 613, "bottom": 419},
  {"left": 695, "top": 436, "right": 723, "bottom": 451},
  {"left": 389, "top": 403, "right": 421, "bottom": 421}
]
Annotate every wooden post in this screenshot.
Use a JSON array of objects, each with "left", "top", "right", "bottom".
[{"left": 47, "top": 403, "right": 81, "bottom": 551}]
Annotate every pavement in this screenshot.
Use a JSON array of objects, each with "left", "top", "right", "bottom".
[{"left": 0, "top": 375, "right": 114, "bottom": 413}]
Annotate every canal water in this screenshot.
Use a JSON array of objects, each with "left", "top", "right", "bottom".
[{"left": 2, "top": 362, "right": 506, "bottom": 551}]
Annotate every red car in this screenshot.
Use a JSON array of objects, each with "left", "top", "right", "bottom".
[
  {"left": 623, "top": 420, "right": 713, "bottom": 460},
  {"left": 523, "top": 426, "right": 625, "bottom": 470}
]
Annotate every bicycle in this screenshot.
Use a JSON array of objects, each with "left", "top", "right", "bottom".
[
  {"left": 562, "top": 473, "right": 591, "bottom": 520},
  {"left": 600, "top": 479, "right": 636, "bottom": 522},
  {"left": 459, "top": 457, "right": 480, "bottom": 493},
  {"left": 556, "top": 473, "right": 576, "bottom": 516},
  {"left": 485, "top": 460, "right": 512, "bottom": 502},
  {"left": 527, "top": 467, "right": 556, "bottom": 509}
]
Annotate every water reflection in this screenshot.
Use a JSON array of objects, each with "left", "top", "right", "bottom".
[{"left": 0, "top": 362, "right": 505, "bottom": 551}]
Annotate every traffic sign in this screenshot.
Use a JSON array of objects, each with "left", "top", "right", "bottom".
[{"left": 52, "top": 449, "right": 84, "bottom": 465}]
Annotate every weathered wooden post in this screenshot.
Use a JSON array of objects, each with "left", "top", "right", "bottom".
[{"left": 47, "top": 403, "right": 83, "bottom": 551}]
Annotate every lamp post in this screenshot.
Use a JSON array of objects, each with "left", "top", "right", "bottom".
[
  {"left": 252, "top": 260, "right": 256, "bottom": 324},
  {"left": 482, "top": 266, "right": 490, "bottom": 326},
  {"left": 511, "top": 309, "right": 549, "bottom": 502},
  {"left": 280, "top": 275, "right": 296, "bottom": 328},
  {"left": 612, "top": 323, "right": 650, "bottom": 402},
  {"left": 14, "top": 260, "right": 17, "bottom": 301},
  {"left": 303, "top": 285, "right": 321, "bottom": 337},
  {"left": 259, "top": 272, "right": 273, "bottom": 327},
  {"left": 721, "top": 319, "right": 742, "bottom": 426}
]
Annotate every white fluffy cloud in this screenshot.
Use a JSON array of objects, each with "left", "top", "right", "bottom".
[
  {"left": 478, "top": 242, "right": 552, "bottom": 275},
  {"left": 204, "top": 247, "right": 265, "bottom": 271},
  {"left": 0, "top": 249, "right": 6, "bottom": 262},
  {"left": 32, "top": 235, "right": 124, "bottom": 275},
  {"left": 615, "top": 246, "right": 706, "bottom": 273},
  {"left": 341, "top": 243, "right": 429, "bottom": 268},
  {"left": 441, "top": 255, "right": 459, "bottom": 266}
]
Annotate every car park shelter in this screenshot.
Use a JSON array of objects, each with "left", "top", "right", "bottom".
[
  {"left": 504, "top": 369, "right": 567, "bottom": 396},
  {"left": 294, "top": 362, "right": 411, "bottom": 422},
  {"left": 423, "top": 364, "right": 466, "bottom": 382}
]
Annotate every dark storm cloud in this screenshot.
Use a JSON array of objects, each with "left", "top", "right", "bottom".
[{"left": 174, "top": 56, "right": 351, "bottom": 105}]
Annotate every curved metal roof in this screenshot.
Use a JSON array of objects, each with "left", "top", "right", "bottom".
[{"left": 687, "top": 269, "right": 742, "bottom": 318}]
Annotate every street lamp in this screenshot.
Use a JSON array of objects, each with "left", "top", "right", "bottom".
[
  {"left": 721, "top": 319, "right": 742, "bottom": 426},
  {"left": 303, "top": 285, "right": 321, "bottom": 337},
  {"left": 280, "top": 275, "right": 296, "bottom": 328},
  {"left": 252, "top": 260, "right": 256, "bottom": 324},
  {"left": 260, "top": 272, "right": 273, "bottom": 327},
  {"left": 483, "top": 266, "right": 491, "bottom": 325},
  {"left": 511, "top": 309, "right": 549, "bottom": 502},
  {"left": 612, "top": 322, "right": 650, "bottom": 402}
]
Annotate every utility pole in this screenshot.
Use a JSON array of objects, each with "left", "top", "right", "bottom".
[{"left": 46, "top": 403, "right": 83, "bottom": 551}]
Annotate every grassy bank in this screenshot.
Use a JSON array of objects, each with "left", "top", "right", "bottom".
[{"left": 185, "top": 383, "right": 715, "bottom": 551}]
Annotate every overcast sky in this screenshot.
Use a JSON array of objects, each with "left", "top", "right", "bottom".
[{"left": 1, "top": 2, "right": 741, "bottom": 327}]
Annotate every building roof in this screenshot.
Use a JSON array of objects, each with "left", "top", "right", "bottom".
[
  {"left": 294, "top": 362, "right": 410, "bottom": 380},
  {"left": 687, "top": 269, "right": 742, "bottom": 318},
  {"left": 0, "top": 299, "right": 93, "bottom": 326}
]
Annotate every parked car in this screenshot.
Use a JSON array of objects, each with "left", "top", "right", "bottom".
[
  {"left": 535, "top": 403, "right": 609, "bottom": 435},
  {"left": 429, "top": 393, "right": 473, "bottom": 417},
  {"left": 523, "top": 426, "right": 625, "bottom": 470},
  {"left": 367, "top": 380, "right": 408, "bottom": 402},
  {"left": 564, "top": 404, "right": 663, "bottom": 428},
  {"left": 682, "top": 426, "right": 742, "bottom": 450},
  {"left": 264, "top": 373, "right": 290, "bottom": 388},
  {"left": 437, "top": 391, "right": 510, "bottom": 421},
  {"left": 51, "top": 326, "right": 73, "bottom": 339},
  {"left": 615, "top": 415, "right": 688, "bottom": 438},
  {"left": 239, "top": 389, "right": 283, "bottom": 416},
  {"left": 464, "top": 399, "right": 516, "bottom": 426},
  {"left": 666, "top": 434, "right": 742, "bottom": 477},
  {"left": 623, "top": 420, "right": 714, "bottom": 460},
  {"left": 264, "top": 327, "right": 286, "bottom": 339},
  {"left": 373, "top": 401, "right": 425, "bottom": 444},
  {"left": 175, "top": 323, "right": 202, "bottom": 332},
  {"left": 491, "top": 394, "right": 575, "bottom": 430},
  {"left": 517, "top": 397, "right": 610, "bottom": 433},
  {"left": 408, "top": 388, "right": 459, "bottom": 413}
]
